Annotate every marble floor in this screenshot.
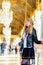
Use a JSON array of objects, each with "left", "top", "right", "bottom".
[
  {"left": 0, "top": 47, "right": 43, "bottom": 65},
  {"left": 0, "top": 54, "right": 21, "bottom": 65}
]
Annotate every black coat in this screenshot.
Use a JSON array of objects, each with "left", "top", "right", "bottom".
[
  {"left": 27, "top": 28, "right": 41, "bottom": 48},
  {"left": 22, "top": 28, "right": 41, "bottom": 48},
  {"left": 22, "top": 28, "right": 41, "bottom": 59}
]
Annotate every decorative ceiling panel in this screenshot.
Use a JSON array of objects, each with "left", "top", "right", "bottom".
[{"left": 0, "top": 0, "right": 41, "bottom": 35}]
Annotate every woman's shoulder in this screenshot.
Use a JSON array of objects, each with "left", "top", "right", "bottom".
[
  {"left": 32, "top": 28, "right": 36, "bottom": 35},
  {"left": 33, "top": 28, "right": 36, "bottom": 33}
]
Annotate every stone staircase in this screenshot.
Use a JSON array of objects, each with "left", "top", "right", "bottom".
[
  {"left": 0, "top": 50, "right": 43, "bottom": 65},
  {"left": 0, "top": 54, "right": 21, "bottom": 65}
]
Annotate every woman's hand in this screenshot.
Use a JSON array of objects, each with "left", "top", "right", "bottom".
[{"left": 41, "top": 41, "right": 43, "bottom": 44}]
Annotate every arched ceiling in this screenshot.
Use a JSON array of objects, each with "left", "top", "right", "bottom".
[{"left": 0, "top": 0, "right": 41, "bottom": 36}]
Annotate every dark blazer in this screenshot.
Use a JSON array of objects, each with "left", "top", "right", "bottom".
[
  {"left": 19, "top": 28, "right": 41, "bottom": 51},
  {"left": 27, "top": 28, "right": 41, "bottom": 48}
]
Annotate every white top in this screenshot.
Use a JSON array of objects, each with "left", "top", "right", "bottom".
[
  {"left": 22, "top": 32, "right": 32, "bottom": 48},
  {"left": 22, "top": 32, "right": 28, "bottom": 48}
]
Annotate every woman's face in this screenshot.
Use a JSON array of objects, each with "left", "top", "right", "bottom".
[
  {"left": 25, "top": 21, "right": 31, "bottom": 28},
  {"left": 25, "top": 20, "right": 33, "bottom": 31},
  {"left": 25, "top": 21, "right": 31, "bottom": 32}
]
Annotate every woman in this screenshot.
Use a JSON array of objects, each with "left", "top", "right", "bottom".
[{"left": 21, "top": 18, "right": 43, "bottom": 65}]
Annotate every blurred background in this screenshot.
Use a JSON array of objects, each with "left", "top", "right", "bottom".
[{"left": 0, "top": 0, "right": 43, "bottom": 65}]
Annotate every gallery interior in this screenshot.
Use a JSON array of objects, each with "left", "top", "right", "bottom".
[{"left": 0, "top": 0, "right": 43, "bottom": 65}]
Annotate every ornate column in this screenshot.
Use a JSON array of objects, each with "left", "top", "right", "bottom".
[{"left": 0, "top": 0, "right": 13, "bottom": 54}]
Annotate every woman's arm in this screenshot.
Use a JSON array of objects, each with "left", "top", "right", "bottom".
[{"left": 33, "top": 28, "right": 41, "bottom": 44}]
